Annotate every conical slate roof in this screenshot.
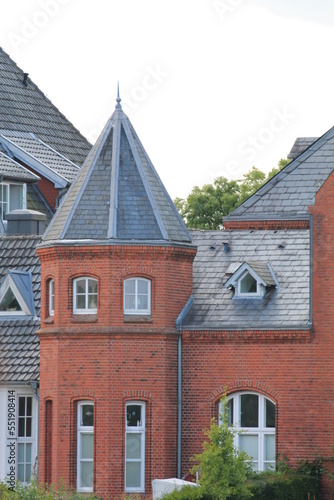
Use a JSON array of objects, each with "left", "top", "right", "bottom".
[{"left": 43, "top": 98, "right": 192, "bottom": 244}]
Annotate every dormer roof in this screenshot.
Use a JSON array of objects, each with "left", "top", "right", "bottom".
[
  {"left": 42, "top": 98, "right": 192, "bottom": 245},
  {"left": 224, "top": 261, "right": 277, "bottom": 288},
  {"left": 0, "top": 150, "right": 40, "bottom": 183}
]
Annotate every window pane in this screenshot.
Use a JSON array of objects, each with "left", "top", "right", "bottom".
[
  {"left": 81, "top": 461, "right": 93, "bottom": 489},
  {"left": 125, "top": 295, "right": 136, "bottom": 310},
  {"left": 240, "top": 272, "right": 257, "bottom": 293},
  {"left": 125, "top": 280, "right": 136, "bottom": 294},
  {"left": 138, "top": 280, "right": 148, "bottom": 294},
  {"left": 76, "top": 295, "right": 86, "bottom": 309},
  {"left": 265, "top": 399, "right": 275, "bottom": 428},
  {"left": 127, "top": 405, "right": 141, "bottom": 427},
  {"left": 18, "top": 464, "right": 24, "bottom": 482},
  {"left": 88, "top": 280, "right": 97, "bottom": 294},
  {"left": 82, "top": 405, "right": 94, "bottom": 426},
  {"left": 264, "top": 434, "right": 275, "bottom": 461},
  {"left": 18, "top": 443, "right": 24, "bottom": 462},
  {"left": 27, "top": 397, "right": 32, "bottom": 416},
  {"left": 126, "top": 433, "right": 142, "bottom": 459},
  {"left": 239, "top": 434, "right": 258, "bottom": 460},
  {"left": 76, "top": 279, "right": 86, "bottom": 294},
  {"left": 26, "top": 417, "right": 32, "bottom": 437},
  {"left": 10, "top": 184, "right": 24, "bottom": 211},
  {"left": 0, "top": 288, "right": 22, "bottom": 312},
  {"left": 241, "top": 394, "right": 258, "bottom": 427},
  {"left": 81, "top": 434, "right": 94, "bottom": 459},
  {"left": 19, "top": 418, "right": 25, "bottom": 437},
  {"left": 19, "top": 397, "right": 25, "bottom": 416},
  {"left": 25, "top": 464, "right": 31, "bottom": 483},
  {"left": 137, "top": 295, "right": 148, "bottom": 310},
  {"left": 126, "top": 462, "right": 141, "bottom": 489},
  {"left": 26, "top": 443, "right": 32, "bottom": 462}
]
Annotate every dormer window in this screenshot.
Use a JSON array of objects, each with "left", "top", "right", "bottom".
[
  {"left": 224, "top": 261, "right": 278, "bottom": 299},
  {"left": 239, "top": 271, "right": 258, "bottom": 295},
  {"left": 0, "top": 270, "right": 35, "bottom": 317},
  {"left": 0, "top": 182, "right": 26, "bottom": 221}
]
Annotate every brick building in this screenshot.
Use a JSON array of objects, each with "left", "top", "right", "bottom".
[{"left": 2, "top": 46, "right": 334, "bottom": 498}]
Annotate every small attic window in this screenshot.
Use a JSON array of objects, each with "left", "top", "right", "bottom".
[
  {"left": 0, "top": 287, "right": 23, "bottom": 313},
  {"left": 0, "top": 270, "right": 35, "bottom": 317},
  {"left": 239, "top": 271, "right": 258, "bottom": 295}
]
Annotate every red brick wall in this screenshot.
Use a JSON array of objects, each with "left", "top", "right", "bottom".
[{"left": 37, "top": 243, "right": 195, "bottom": 498}]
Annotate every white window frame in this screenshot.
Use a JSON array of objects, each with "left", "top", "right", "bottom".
[
  {"left": 124, "top": 278, "right": 151, "bottom": 315},
  {"left": 237, "top": 270, "right": 261, "bottom": 297},
  {"left": 49, "top": 279, "right": 54, "bottom": 316},
  {"left": 17, "top": 395, "right": 35, "bottom": 484},
  {"left": 77, "top": 401, "right": 94, "bottom": 493},
  {"left": 0, "top": 182, "right": 26, "bottom": 221},
  {"left": 125, "top": 401, "right": 145, "bottom": 492},
  {"left": 219, "top": 392, "right": 275, "bottom": 471},
  {"left": 73, "top": 277, "right": 98, "bottom": 314}
]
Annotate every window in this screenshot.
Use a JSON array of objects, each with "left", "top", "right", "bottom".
[
  {"left": 238, "top": 271, "right": 258, "bottom": 295},
  {"left": 124, "top": 278, "right": 151, "bottom": 315},
  {"left": 0, "top": 182, "right": 25, "bottom": 221},
  {"left": 73, "top": 278, "right": 98, "bottom": 314},
  {"left": 77, "top": 402, "right": 94, "bottom": 492},
  {"left": 17, "top": 396, "right": 33, "bottom": 484},
  {"left": 125, "top": 402, "right": 145, "bottom": 492},
  {"left": 49, "top": 279, "right": 54, "bottom": 316},
  {"left": 220, "top": 392, "right": 275, "bottom": 471}
]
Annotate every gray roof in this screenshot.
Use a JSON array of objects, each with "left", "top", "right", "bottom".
[
  {"left": 0, "top": 235, "right": 41, "bottom": 383},
  {"left": 0, "top": 47, "right": 91, "bottom": 166},
  {"left": 0, "top": 131, "right": 80, "bottom": 186},
  {"left": 182, "top": 229, "right": 310, "bottom": 330},
  {"left": 43, "top": 100, "right": 192, "bottom": 244},
  {"left": 288, "top": 137, "right": 318, "bottom": 160},
  {"left": 0, "top": 151, "right": 40, "bottom": 182},
  {"left": 225, "top": 127, "right": 334, "bottom": 221}
]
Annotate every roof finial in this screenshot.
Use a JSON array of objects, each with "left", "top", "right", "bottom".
[{"left": 115, "top": 82, "right": 122, "bottom": 110}]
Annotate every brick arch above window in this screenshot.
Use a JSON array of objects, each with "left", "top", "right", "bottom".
[{"left": 210, "top": 381, "right": 279, "bottom": 406}]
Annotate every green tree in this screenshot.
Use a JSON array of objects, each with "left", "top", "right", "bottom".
[
  {"left": 191, "top": 399, "right": 251, "bottom": 500},
  {"left": 175, "top": 159, "right": 290, "bottom": 229}
]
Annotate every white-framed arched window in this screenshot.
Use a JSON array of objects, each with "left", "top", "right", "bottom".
[
  {"left": 49, "top": 279, "right": 54, "bottom": 316},
  {"left": 124, "top": 278, "right": 151, "bottom": 315},
  {"left": 125, "top": 401, "right": 145, "bottom": 492},
  {"left": 77, "top": 401, "right": 94, "bottom": 492},
  {"left": 73, "top": 277, "right": 98, "bottom": 314},
  {"left": 219, "top": 392, "right": 275, "bottom": 471}
]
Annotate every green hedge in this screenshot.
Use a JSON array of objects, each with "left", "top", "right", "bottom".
[{"left": 162, "top": 472, "right": 321, "bottom": 500}]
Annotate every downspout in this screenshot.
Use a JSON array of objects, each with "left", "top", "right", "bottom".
[
  {"left": 177, "top": 333, "right": 182, "bottom": 479},
  {"left": 176, "top": 295, "right": 193, "bottom": 479},
  {"left": 30, "top": 381, "right": 39, "bottom": 482},
  {"left": 309, "top": 214, "right": 313, "bottom": 326}
]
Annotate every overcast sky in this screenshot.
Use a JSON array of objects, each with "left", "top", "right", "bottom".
[{"left": 1, "top": 0, "right": 334, "bottom": 199}]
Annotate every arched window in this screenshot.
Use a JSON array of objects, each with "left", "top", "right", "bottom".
[
  {"left": 77, "top": 401, "right": 94, "bottom": 492},
  {"left": 124, "top": 278, "right": 151, "bottom": 315},
  {"left": 219, "top": 392, "right": 275, "bottom": 471},
  {"left": 48, "top": 279, "right": 54, "bottom": 316},
  {"left": 125, "top": 402, "right": 145, "bottom": 492},
  {"left": 73, "top": 277, "right": 98, "bottom": 314}
]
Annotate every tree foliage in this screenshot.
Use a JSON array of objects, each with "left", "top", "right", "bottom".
[
  {"left": 175, "top": 159, "right": 290, "bottom": 229},
  {"left": 190, "top": 399, "right": 252, "bottom": 500}
]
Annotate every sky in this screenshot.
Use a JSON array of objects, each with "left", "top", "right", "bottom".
[{"left": 1, "top": 0, "right": 334, "bottom": 200}]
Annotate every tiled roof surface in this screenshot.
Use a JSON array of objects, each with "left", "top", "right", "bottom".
[
  {"left": 0, "top": 235, "right": 41, "bottom": 382},
  {"left": 0, "top": 47, "right": 91, "bottom": 166},
  {"left": 0, "top": 151, "right": 40, "bottom": 182},
  {"left": 182, "top": 229, "right": 310, "bottom": 329},
  {"left": 288, "top": 137, "right": 318, "bottom": 160},
  {"left": 43, "top": 104, "right": 192, "bottom": 244},
  {"left": 0, "top": 130, "right": 80, "bottom": 183},
  {"left": 225, "top": 128, "right": 334, "bottom": 220}
]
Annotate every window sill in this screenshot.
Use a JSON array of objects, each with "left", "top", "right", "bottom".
[
  {"left": 44, "top": 316, "right": 54, "bottom": 324},
  {"left": 124, "top": 314, "right": 152, "bottom": 323},
  {"left": 71, "top": 314, "right": 98, "bottom": 323}
]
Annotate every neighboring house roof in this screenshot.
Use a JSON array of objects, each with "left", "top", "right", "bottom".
[
  {"left": 288, "top": 137, "right": 318, "bottom": 160},
  {"left": 0, "top": 47, "right": 91, "bottom": 166},
  {"left": 0, "top": 235, "right": 41, "bottom": 383},
  {"left": 0, "top": 150, "right": 40, "bottom": 183},
  {"left": 0, "top": 130, "right": 80, "bottom": 187},
  {"left": 225, "top": 127, "right": 334, "bottom": 221},
  {"left": 42, "top": 98, "right": 192, "bottom": 244},
  {"left": 181, "top": 229, "right": 310, "bottom": 330}
]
